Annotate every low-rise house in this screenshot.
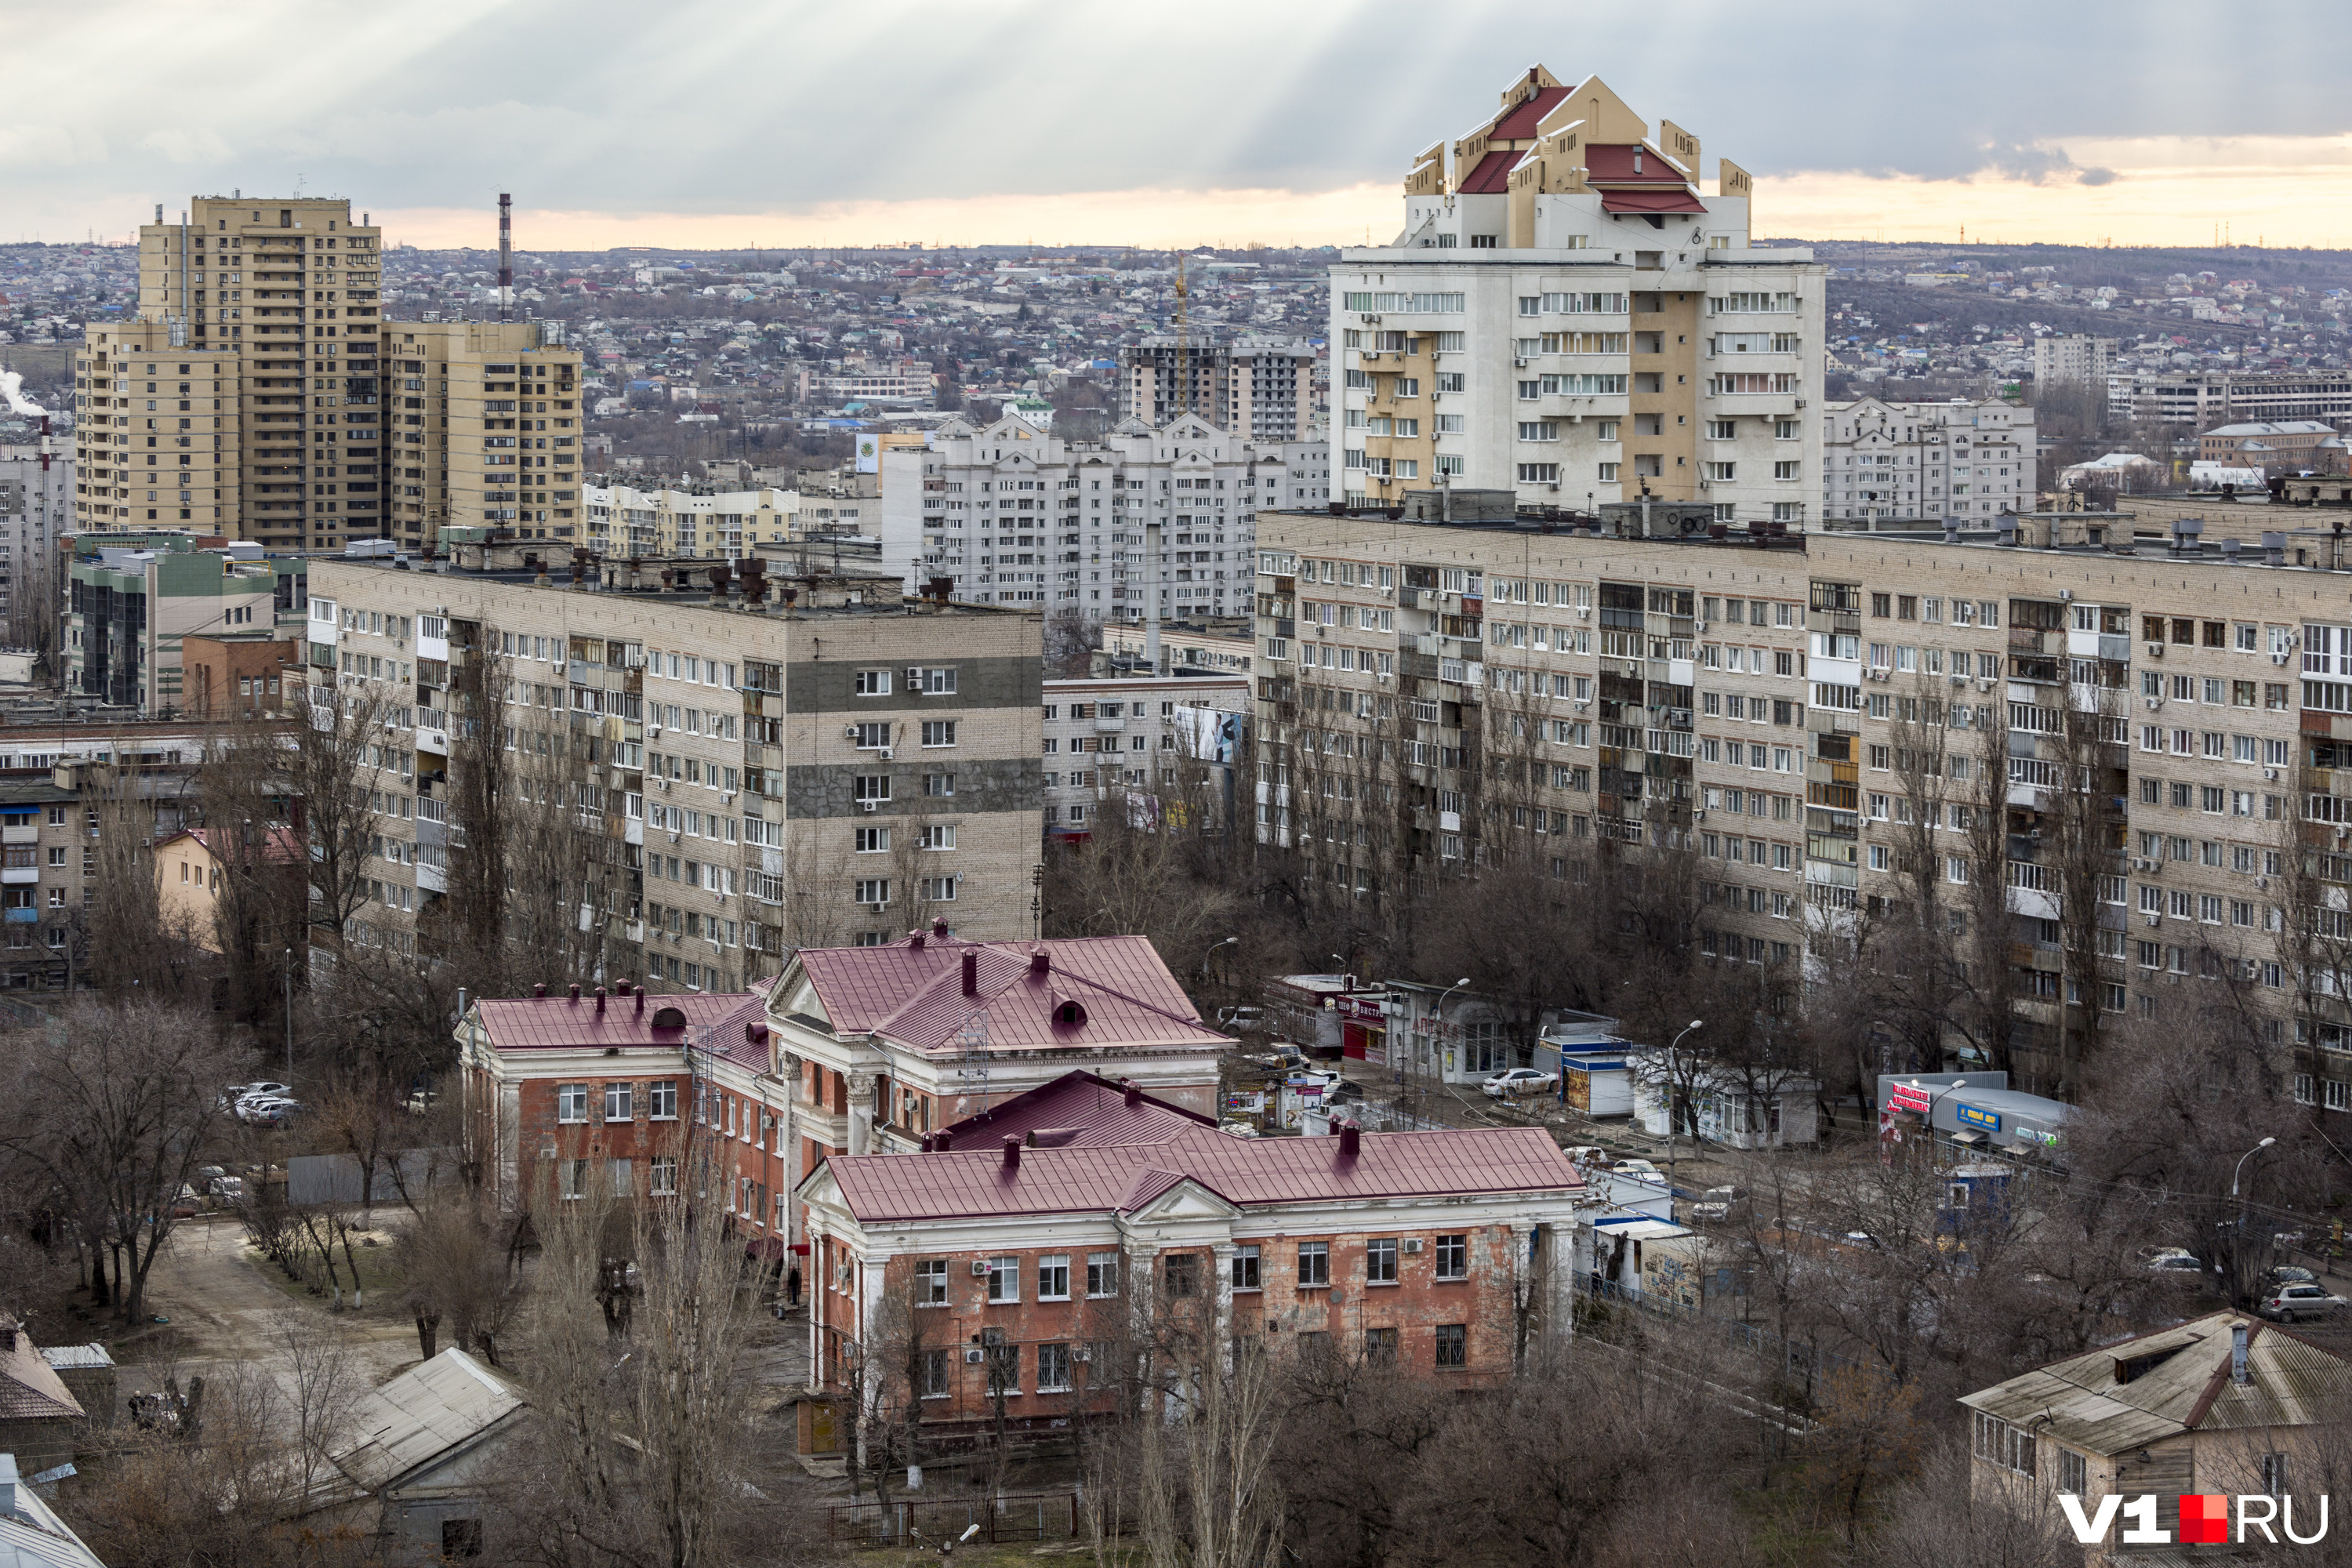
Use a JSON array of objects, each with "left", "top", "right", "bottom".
[
  {"left": 1961, "top": 1312, "right": 2352, "bottom": 1558},
  {"left": 304, "top": 1348, "right": 528, "bottom": 1565},
  {"left": 153, "top": 826, "right": 304, "bottom": 953},
  {"left": 0, "top": 1452, "right": 110, "bottom": 1568},
  {"left": 1632, "top": 1055, "right": 1819, "bottom": 1150},
  {"left": 0, "top": 1318, "right": 85, "bottom": 1475},
  {"left": 795, "top": 1079, "right": 1585, "bottom": 1456}
]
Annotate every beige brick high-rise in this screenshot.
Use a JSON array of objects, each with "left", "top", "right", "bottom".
[{"left": 74, "top": 195, "right": 580, "bottom": 555}]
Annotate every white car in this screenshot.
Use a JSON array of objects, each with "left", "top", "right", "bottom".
[
  {"left": 1482, "top": 1068, "right": 1559, "bottom": 1098},
  {"left": 2143, "top": 1247, "right": 2204, "bottom": 1273},
  {"left": 1610, "top": 1159, "right": 1663, "bottom": 1180}
]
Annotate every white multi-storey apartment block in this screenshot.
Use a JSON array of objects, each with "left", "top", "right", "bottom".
[
  {"left": 1820, "top": 397, "right": 2034, "bottom": 528},
  {"left": 878, "top": 412, "right": 1326, "bottom": 621},
  {"left": 1331, "top": 67, "right": 1824, "bottom": 523}
]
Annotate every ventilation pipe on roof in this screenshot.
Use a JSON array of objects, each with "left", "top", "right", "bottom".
[
  {"left": 2234, "top": 1321, "right": 2251, "bottom": 1385},
  {"left": 1031, "top": 946, "right": 1051, "bottom": 978},
  {"left": 1338, "top": 1120, "right": 1361, "bottom": 1158},
  {"left": 934, "top": 1129, "right": 954, "bottom": 1152},
  {"left": 1123, "top": 1080, "right": 1142, "bottom": 1107},
  {"left": 615, "top": 979, "right": 632, "bottom": 996},
  {"left": 962, "top": 951, "right": 978, "bottom": 996},
  {"left": 909, "top": 928, "right": 925, "bottom": 949},
  {"left": 920, "top": 1134, "right": 934, "bottom": 1152},
  {"left": 595, "top": 987, "right": 607, "bottom": 1014},
  {"left": 1001, "top": 1135, "right": 1021, "bottom": 1172},
  {"left": 533, "top": 982, "right": 547, "bottom": 998},
  {"left": 569, "top": 983, "right": 581, "bottom": 1002},
  {"left": 933, "top": 916, "right": 951, "bottom": 938},
  {"left": 635, "top": 988, "right": 645, "bottom": 1015}
]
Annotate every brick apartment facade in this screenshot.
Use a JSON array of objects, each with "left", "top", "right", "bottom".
[{"left": 795, "top": 1079, "right": 1585, "bottom": 1453}]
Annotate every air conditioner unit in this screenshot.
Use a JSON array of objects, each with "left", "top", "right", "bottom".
[
  {"left": 1694, "top": 619, "right": 1708, "bottom": 633},
  {"left": 657, "top": 778, "right": 671, "bottom": 789},
  {"left": 2265, "top": 768, "right": 2278, "bottom": 781},
  {"left": 1693, "top": 809, "right": 1706, "bottom": 822},
  {"left": 2145, "top": 643, "right": 2163, "bottom": 659},
  {"left": 2058, "top": 589, "right": 2073, "bottom": 601},
  {"left": 2274, "top": 652, "right": 2291, "bottom": 666},
  {"left": 2146, "top": 913, "right": 2161, "bottom": 927},
  {"left": 860, "top": 800, "right": 878, "bottom": 812},
  {"left": 964, "top": 1347, "right": 985, "bottom": 1363},
  {"left": 1379, "top": 586, "right": 1393, "bottom": 597},
  {"left": 1976, "top": 679, "right": 1994, "bottom": 692},
  {"left": 2259, "top": 877, "right": 2271, "bottom": 891},
  {"left": 1072, "top": 1347, "right": 1091, "bottom": 1363},
  {"left": 2131, "top": 857, "right": 2149, "bottom": 871},
  {"left": 2145, "top": 697, "right": 2161, "bottom": 710},
  {"left": 1402, "top": 1238, "right": 1424, "bottom": 1255},
  {"left": 1513, "top": 358, "right": 1528, "bottom": 368},
  {"left": 879, "top": 746, "right": 894, "bottom": 760},
  {"left": 1575, "top": 608, "right": 1591, "bottom": 620},
  {"left": 970, "top": 1260, "right": 990, "bottom": 1276}
]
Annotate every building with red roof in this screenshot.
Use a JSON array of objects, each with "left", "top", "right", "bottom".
[
  {"left": 1333, "top": 65, "right": 1822, "bottom": 521},
  {"left": 793, "top": 1077, "right": 1586, "bottom": 1454}
]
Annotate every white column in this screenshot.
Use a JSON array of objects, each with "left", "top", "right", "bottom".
[{"left": 847, "top": 1070, "right": 874, "bottom": 1156}]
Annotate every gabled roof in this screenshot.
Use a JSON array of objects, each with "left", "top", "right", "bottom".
[
  {"left": 935, "top": 1069, "right": 1218, "bottom": 1149},
  {"left": 1960, "top": 1312, "right": 2352, "bottom": 1456},
  {"left": 812, "top": 1123, "right": 1584, "bottom": 1224},
  {"left": 473, "top": 983, "right": 769, "bottom": 1054},
  {"left": 159, "top": 825, "right": 303, "bottom": 864},
  {"left": 326, "top": 1348, "right": 526, "bottom": 1494},
  {"left": 786, "top": 933, "right": 1227, "bottom": 1057},
  {"left": 0, "top": 1318, "right": 82, "bottom": 1423}
]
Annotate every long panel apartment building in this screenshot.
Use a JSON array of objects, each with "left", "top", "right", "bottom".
[
  {"left": 878, "top": 412, "right": 1327, "bottom": 619},
  {"left": 1254, "top": 502, "right": 2352, "bottom": 1108},
  {"left": 1333, "top": 67, "right": 1824, "bottom": 522},
  {"left": 305, "top": 558, "right": 1042, "bottom": 991},
  {"left": 73, "top": 195, "right": 583, "bottom": 555}
]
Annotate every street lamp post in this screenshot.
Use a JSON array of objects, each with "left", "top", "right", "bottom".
[
  {"left": 1428, "top": 978, "right": 1471, "bottom": 1098},
  {"left": 1910, "top": 1077, "right": 1968, "bottom": 1166},
  {"left": 1664, "top": 1020, "right": 1702, "bottom": 1191},
  {"left": 2232, "top": 1136, "right": 2278, "bottom": 1293}
]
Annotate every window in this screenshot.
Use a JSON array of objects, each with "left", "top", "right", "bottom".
[
  {"left": 923, "top": 773, "right": 956, "bottom": 797},
  {"left": 557, "top": 1083, "right": 588, "bottom": 1123},
  {"left": 921, "top": 720, "right": 957, "bottom": 747},
  {"left": 1163, "top": 1253, "right": 1200, "bottom": 1298},
  {"left": 922, "top": 1348, "right": 952, "bottom": 1397},
  {"left": 852, "top": 721, "right": 891, "bottom": 750},
  {"left": 981, "top": 1328, "right": 1018, "bottom": 1395},
  {"left": 1232, "top": 1245, "right": 1261, "bottom": 1290},
  {"left": 1038, "top": 1254, "right": 1071, "bottom": 1301},
  {"left": 1435, "top": 1323, "right": 1467, "bottom": 1369},
  {"left": 1434, "top": 1234, "right": 1467, "bottom": 1280},
  {"left": 985, "top": 1255, "right": 1019, "bottom": 1303},
  {"left": 1367, "top": 1237, "right": 1399, "bottom": 1284},
  {"left": 854, "top": 878, "right": 890, "bottom": 905},
  {"left": 853, "top": 775, "right": 891, "bottom": 802},
  {"left": 1086, "top": 1251, "right": 1120, "bottom": 1298},
  {"left": 1037, "top": 1342, "right": 1073, "bottom": 1392},
  {"left": 2058, "top": 1448, "right": 2087, "bottom": 1494},
  {"left": 603, "top": 1083, "right": 633, "bottom": 1121},
  {"left": 919, "top": 823, "right": 956, "bottom": 850},
  {"left": 560, "top": 1159, "right": 587, "bottom": 1200},
  {"left": 855, "top": 669, "right": 891, "bottom": 695},
  {"left": 912, "top": 666, "right": 957, "bottom": 694},
  {"left": 2262, "top": 1452, "right": 2291, "bottom": 1497},
  {"left": 441, "top": 1519, "right": 485, "bottom": 1559},
  {"left": 648, "top": 1080, "right": 677, "bottom": 1119},
  {"left": 915, "top": 1258, "right": 949, "bottom": 1305},
  {"left": 920, "top": 875, "right": 958, "bottom": 902},
  {"left": 1298, "top": 1241, "right": 1330, "bottom": 1287},
  {"left": 611, "top": 1160, "right": 634, "bottom": 1197},
  {"left": 1972, "top": 1410, "right": 2036, "bottom": 1476},
  {"left": 1364, "top": 1327, "right": 1398, "bottom": 1364},
  {"left": 855, "top": 826, "right": 889, "bottom": 853}
]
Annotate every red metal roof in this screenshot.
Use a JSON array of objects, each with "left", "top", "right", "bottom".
[
  {"left": 1456, "top": 148, "right": 1518, "bottom": 195},
  {"left": 793, "top": 935, "right": 1229, "bottom": 1056},
  {"left": 1490, "top": 85, "right": 1570, "bottom": 142},
  {"left": 935, "top": 1070, "right": 1216, "bottom": 1149},
  {"left": 474, "top": 985, "right": 769, "bottom": 1054},
  {"left": 1581, "top": 143, "right": 1691, "bottom": 186},
  {"left": 1599, "top": 188, "right": 1710, "bottom": 215},
  {"left": 818, "top": 1124, "right": 1584, "bottom": 1223}
]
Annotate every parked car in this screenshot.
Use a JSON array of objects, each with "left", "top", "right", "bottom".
[
  {"left": 1251, "top": 1044, "right": 1311, "bottom": 1073},
  {"left": 1610, "top": 1158, "right": 1663, "bottom": 1180},
  {"left": 1562, "top": 1145, "right": 1610, "bottom": 1166},
  {"left": 2258, "top": 1265, "right": 2318, "bottom": 1294},
  {"left": 2259, "top": 1282, "right": 2347, "bottom": 1323},
  {"left": 1218, "top": 1120, "right": 1261, "bottom": 1139},
  {"left": 1482, "top": 1068, "right": 1560, "bottom": 1099},
  {"left": 1690, "top": 1185, "right": 1748, "bottom": 1223},
  {"left": 221, "top": 1082, "right": 291, "bottom": 1110},
  {"left": 1218, "top": 1005, "right": 1268, "bottom": 1032},
  {"left": 2142, "top": 1247, "right": 2204, "bottom": 1273},
  {"left": 239, "top": 1097, "right": 304, "bottom": 1127},
  {"left": 405, "top": 1089, "right": 441, "bottom": 1116}
]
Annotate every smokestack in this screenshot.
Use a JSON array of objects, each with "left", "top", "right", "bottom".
[{"left": 498, "top": 193, "right": 513, "bottom": 325}]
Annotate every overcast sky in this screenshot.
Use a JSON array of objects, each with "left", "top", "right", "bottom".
[{"left": 11, "top": 0, "right": 2350, "bottom": 249}]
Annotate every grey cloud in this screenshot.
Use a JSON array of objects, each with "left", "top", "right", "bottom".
[{"left": 2078, "top": 166, "right": 2120, "bottom": 187}]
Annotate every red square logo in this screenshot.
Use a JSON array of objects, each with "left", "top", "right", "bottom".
[{"left": 2180, "top": 1494, "right": 2230, "bottom": 1544}]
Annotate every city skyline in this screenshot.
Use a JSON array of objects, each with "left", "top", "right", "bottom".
[{"left": 12, "top": 0, "right": 2352, "bottom": 252}]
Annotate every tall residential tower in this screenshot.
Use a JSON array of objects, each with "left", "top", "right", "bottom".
[{"left": 1332, "top": 67, "right": 1824, "bottom": 522}]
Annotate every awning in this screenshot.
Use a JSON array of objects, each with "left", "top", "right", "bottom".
[{"left": 1598, "top": 188, "right": 1709, "bottom": 215}]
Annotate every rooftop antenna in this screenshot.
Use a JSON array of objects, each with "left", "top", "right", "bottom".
[{"left": 498, "top": 193, "right": 514, "bottom": 324}]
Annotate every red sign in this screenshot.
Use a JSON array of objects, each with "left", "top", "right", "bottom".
[{"left": 1887, "top": 1082, "right": 1935, "bottom": 1115}]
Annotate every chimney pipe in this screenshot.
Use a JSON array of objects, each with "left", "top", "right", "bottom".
[
  {"left": 934, "top": 1129, "right": 954, "bottom": 1152},
  {"left": 568, "top": 982, "right": 581, "bottom": 1002},
  {"left": 634, "top": 988, "right": 645, "bottom": 1014},
  {"left": 1338, "top": 1120, "right": 1361, "bottom": 1158},
  {"left": 498, "top": 192, "right": 513, "bottom": 324},
  {"left": 1030, "top": 946, "right": 1050, "bottom": 977},
  {"left": 1001, "top": 1135, "right": 1021, "bottom": 1172},
  {"left": 594, "top": 986, "right": 607, "bottom": 1014},
  {"left": 1123, "top": 1080, "right": 1142, "bottom": 1107},
  {"left": 533, "top": 982, "right": 547, "bottom": 998},
  {"left": 932, "top": 916, "right": 949, "bottom": 938},
  {"left": 962, "top": 951, "right": 978, "bottom": 996},
  {"left": 2233, "top": 1322, "right": 2251, "bottom": 1385}
]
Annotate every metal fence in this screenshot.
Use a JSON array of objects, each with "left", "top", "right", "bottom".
[{"left": 826, "top": 1490, "right": 1084, "bottom": 1548}]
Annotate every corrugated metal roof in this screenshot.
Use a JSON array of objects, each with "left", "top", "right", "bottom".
[
  {"left": 328, "top": 1348, "right": 524, "bottom": 1493},
  {"left": 796, "top": 935, "right": 1229, "bottom": 1056},
  {"left": 474, "top": 985, "right": 768, "bottom": 1053},
  {"left": 819, "top": 1124, "right": 1584, "bottom": 1223},
  {"left": 936, "top": 1070, "right": 1216, "bottom": 1149},
  {"left": 1959, "top": 1312, "right": 2352, "bottom": 1455},
  {"left": 34, "top": 1345, "right": 111, "bottom": 1371}
]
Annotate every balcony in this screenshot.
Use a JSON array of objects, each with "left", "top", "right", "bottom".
[
  {"left": 416, "top": 863, "right": 447, "bottom": 895},
  {"left": 0, "top": 867, "right": 36, "bottom": 885},
  {"left": 1094, "top": 715, "right": 1127, "bottom": 734}
]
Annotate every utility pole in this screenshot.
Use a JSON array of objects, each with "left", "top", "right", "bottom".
[{"left": 284, "top": 946, "right": 294, "bottom": 1082}]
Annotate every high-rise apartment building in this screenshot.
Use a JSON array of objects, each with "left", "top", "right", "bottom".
[
  {"left": 1121, "top": 337, "right": 1319, "bottom": 441},
  {"left": 0, "top": 434, "right": 74, "bottom": 622},
  {"left": 304, "top": 558, "right": 1042, "bottom": 990},
  {"left": 65, "top": 534, "right": 305, "bottom": 710},
  {"left": 1820, "top": 397, "right": 2034, "bottom": 528},
  {"left": 2107, "top": 371, "right": 2352, "bottom": 427},
  {"left": 1332, "top": 67, "right": 1824, "bottom": 521},
  {"left": 2030, "top": 332, "right": 2115, "bottom": 393},
  {"left": 877, "top": 412, "right": 1327, "bottom": 619},
  {"left": 73, "top": 197, "right": 581, "bottom": 555},
  {"left": 1253, "top": 501, "right": 2352, "bottom": 1103},
  {"left": 580, "top": 483, "right": 800, "bottom": 559}
]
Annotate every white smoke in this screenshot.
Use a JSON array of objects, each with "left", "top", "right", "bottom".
[{"left": 0, "top": 370, "right": 42, "bottom": 418}]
